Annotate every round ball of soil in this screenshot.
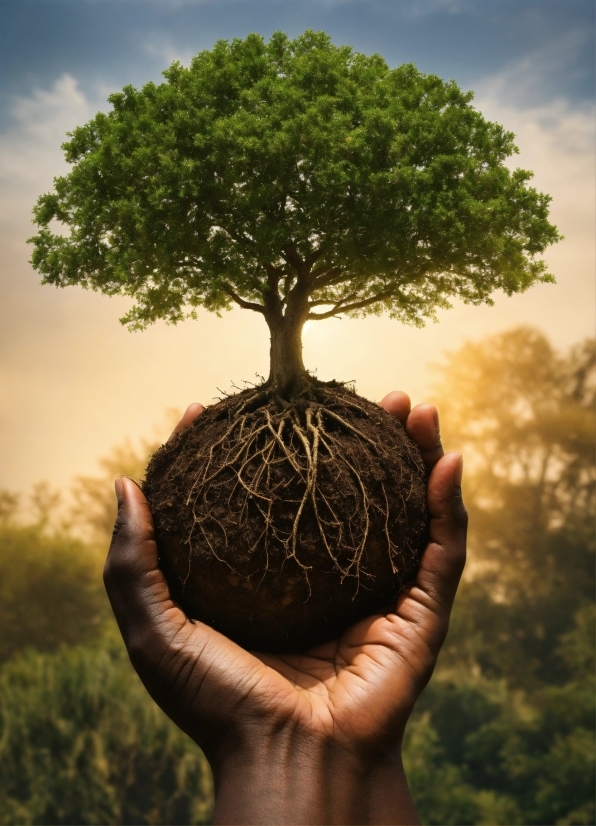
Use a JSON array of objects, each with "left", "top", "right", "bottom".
[{"left": 143, "top": 385, "right": 428, "bottom": 652}]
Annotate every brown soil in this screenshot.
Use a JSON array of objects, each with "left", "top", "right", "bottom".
[{"left": 143, "top": 384, "right": 428, "bottom": 652}]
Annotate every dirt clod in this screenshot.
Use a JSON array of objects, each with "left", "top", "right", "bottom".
[{"left": 143, "top": 385, "right": 428, "bottom": 652}]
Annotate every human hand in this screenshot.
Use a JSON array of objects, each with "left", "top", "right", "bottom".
[{"left": 104, "top": 392, "right": 467, "bottom": 825}]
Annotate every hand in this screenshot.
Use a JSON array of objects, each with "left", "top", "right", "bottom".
[{"left": 104, "top": 392, "right": 467, "bottom": 825}]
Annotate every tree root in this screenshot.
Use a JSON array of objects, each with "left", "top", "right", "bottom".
[
  {"left": 148, "top": 385, "right": 426, "bottom": 600},
  {"left": 143, "top": 384, "right": 428, "bottom": 650}
]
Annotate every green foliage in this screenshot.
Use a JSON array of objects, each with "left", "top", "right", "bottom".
[
  {"left": 0, "top": 518, "right": 109, "bottom": 664},
  {"left": 406, "top": 604, "right": 595, "bottom": 825},
  {"left": 404, "top": 712, "right": 522, "bottom": 825},
  {"left": 30, "top": 31, "right": 559, "bottom": 334},
  {"left": 0, "top": 644, "right": 213, "bottom": 825},
  {"left": 403, "top": 328, "right": 595, "bottom": 824}
]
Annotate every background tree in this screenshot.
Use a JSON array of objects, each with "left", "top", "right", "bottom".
[
  {"left": 434, "top": 327, "right": 595, "bottom": 688},
  {"left": 405, "top": 604, "right": 595, "bottom": 825},
  {"left": 30, "top": 31, "right": 559, "bottom": 395},
  {"left": 0, "top": 492, "right": 108, "bottom": 664},
  {"left": 402, "top": 327, "right": 595, "bottom": 825},
  {"left": 70, "top": 410, "right": 179, "bottom": 544},
  {"left": 70, "top": 441, "right": 152, "bottom": 544}
]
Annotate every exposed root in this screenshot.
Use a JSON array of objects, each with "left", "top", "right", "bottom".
[{"left": 146, "top": 385, "right": 427, "bottom": 604}]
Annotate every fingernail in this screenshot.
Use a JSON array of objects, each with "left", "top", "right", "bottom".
[
  {"left": 454, "top": 455, "right": 463, "bottom": 487},
  {"left": 114, "top": 477, "right": 123, "bottom": 502}
]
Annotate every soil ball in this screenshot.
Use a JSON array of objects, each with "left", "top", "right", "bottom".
[{"left": 143, "top": 385, "right": 428, "bottom": 652}]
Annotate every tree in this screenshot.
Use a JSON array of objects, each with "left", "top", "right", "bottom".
[
  {"left": 29, "top": 31, "right": 559, "bottom": 396},
  {"left": 407, "top": 603, "right": 595, "bottom": 825},
  {"left": 433, "top": 327, "right": 595, "bottom": 688}
]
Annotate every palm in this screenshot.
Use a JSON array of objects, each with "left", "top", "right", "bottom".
[
  {"left": 171, "top": 576, "right": 437, "bottom": 751},
  {"left": 264, "top": 613, "right": 430, "bottom": 732}
]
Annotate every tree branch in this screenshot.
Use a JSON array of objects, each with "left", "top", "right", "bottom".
[
  {"left": 215, "top": 223, "right": 257, "bottom": 249},
  {"left": 265, "top": 264, "right": 282, "bottom": 292},
  {"left": 312, "top": 267, "right": 349, "bottom": 288},
  {"left": 307, "top": 291, "right": 394, "bottom": 320},
  {"left": 282, "top": 245, "right": 310, "bottom": 280},
  {"left": 307, "top": 290, "right": 357, "bottom": 315},
  {"left": 263, "top": 265, "right": 284, "bottom": 321},
  {"left": 282, "top": 271, "right": 297, "bottom": 303},
  {"left": 306, "top": 248, "right": 324, "bottom": 267},
  {"left": 223, "top": 284, "right": 266, "bottom": 314},
  {"left": 309, "top": 298, "right": 339, "bottom": 307}
]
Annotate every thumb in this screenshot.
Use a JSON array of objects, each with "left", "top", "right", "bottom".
[{"left": 104, "top": 476, "right": 187, "bottom": 662}]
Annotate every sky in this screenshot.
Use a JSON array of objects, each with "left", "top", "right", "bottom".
[{"left": 0, "top": 0, "right": 594, "bottom": 498}]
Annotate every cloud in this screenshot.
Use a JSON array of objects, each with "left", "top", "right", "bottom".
[
  {"left": 473, "top": 51, "right": 595, "bottom": 254},
  {"left": 143, "top": 34, "right": 196, "bottom": 67},
  {"left": 296, "top": 0, "right": 477, "bottom": 15},
  {"left": 0, "top": 75, "right": 96, "bottom": 231},
  {"left": 473, "top": 28, "right": 593, "bottom": 109},
  {"left": 0, "top": 74, "right": 110, "bottom": 370},
  {"left": 69, "top": 0, "right": 473, "bottom": 11},
  {"left": 400, "top": 0, "right": 474, "bottom": 17}
]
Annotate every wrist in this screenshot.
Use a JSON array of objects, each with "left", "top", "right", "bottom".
[{"left": 211, "top": 726, "right": 420, "bottom": 825}]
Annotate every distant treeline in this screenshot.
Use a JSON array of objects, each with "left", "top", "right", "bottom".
[{"left": 0, "top": 327, "right": 593, "bottom": 825}]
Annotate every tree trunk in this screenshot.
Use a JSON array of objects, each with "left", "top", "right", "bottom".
[{"left": 267, "top": 314, "right": 309, "bottom": 397}]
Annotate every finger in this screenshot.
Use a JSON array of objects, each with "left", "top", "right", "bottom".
[
  {"left": 104, "top": 476, "right": 188, "bottom": 656},
  {"left": 379, "top": 391, "right": 411, "bottom": 427},
  {"left": 405, "top": 403, "right": 444, "bottom": 472},
  {"left": 167, "top": 403, "right": 204, "bottom": 442},
  {"left": 396, "top": 452, "right": 467, "bottom": 652}
]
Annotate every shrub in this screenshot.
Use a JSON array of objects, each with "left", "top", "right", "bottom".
[{"left": 0, "top": 644, "right": 213, "bottom": 825}]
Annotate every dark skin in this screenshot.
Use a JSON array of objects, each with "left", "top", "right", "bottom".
[{"left": 104, "top": 391, "right": 467, "bottom": 825}]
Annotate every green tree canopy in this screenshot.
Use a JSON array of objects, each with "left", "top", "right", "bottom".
[{"left": 29, "top": 31, "right": 559, "bottom": 393}]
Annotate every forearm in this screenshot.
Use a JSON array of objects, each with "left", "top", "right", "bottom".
[{"left": 211, "top": 732, "right": 420, "bottom": 826}]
